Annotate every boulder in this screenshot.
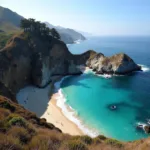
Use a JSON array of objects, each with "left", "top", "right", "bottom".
[{"left": 144, "top": 125, "right": 150, "bottom": 134}]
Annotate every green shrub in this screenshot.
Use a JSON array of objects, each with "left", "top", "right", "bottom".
[
  {"left": 97, "top": 135, "right": 107, "bottom": 140},
  {"left": 80, "top": 135, "right": 93, "bottom": 145},
  {"left": 0, "top": 101, "right": 15, "bottom": 112},
  {"left": 93, "top": 137, "right": 101, "bottom": 145},
  {"left": 8, "top": 116, "right": 27, "bottom": 127},
  {"left": 65, "top": 140, "right": 87, "bottom": 150},
  {"left": 105, "top": 138, "right": 123, "bottom": 147}
]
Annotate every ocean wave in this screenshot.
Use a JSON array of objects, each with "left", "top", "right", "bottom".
[
  {"left": 54, "top": 77, "right": 99, "bottom": 137},
  {"left": 138, "top": 64, "right": 150, "bottom": 72}
]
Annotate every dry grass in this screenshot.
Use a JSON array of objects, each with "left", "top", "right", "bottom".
[
  {"left": 0, "top": 133, "right": 23, "bottom": 150},
  {"left": 0, "top": 96, "right": 150, "bottom": 150},
  {"left": 7, "top": 126, "right": 31, "bottom": 144}
]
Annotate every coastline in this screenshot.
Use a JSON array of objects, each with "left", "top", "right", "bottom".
[
  {"left": 41, "top": 91, "right": 83, "bottom": 135},
  {"left": 41, "top": 66, "right": 93, "bottom": 136},
  {"left": 16, "top": 64, "right": 149, "bottom": 137}
]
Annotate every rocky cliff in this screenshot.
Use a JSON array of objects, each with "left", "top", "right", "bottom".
[
  {"left": 86, "top": 53, "right": 141, "bottom": 75},
  {"left": 0, "top": 32, "right": 93, "bottom": 97},
  {"left": 0, "top": 32, "right": 140, "bottom": 100}
]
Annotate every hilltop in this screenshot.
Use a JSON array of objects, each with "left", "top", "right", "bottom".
[
  {"left": 45, "top": 22, "right": 86, "bottom": 44},
  {"left": 0, "top": 6, "right": 86, "bottom": 44}
]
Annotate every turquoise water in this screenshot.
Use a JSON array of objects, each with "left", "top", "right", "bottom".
[{"left": 61, "top": 37, "right": 150, "bottom": 141}]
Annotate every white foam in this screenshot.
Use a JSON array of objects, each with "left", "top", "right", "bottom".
[
  {"left": 138, "top": 64, "right": 150, "bottom": 72},
  {"left": 54, "top": 76, "right": 99, "bottom": 137},
  {"left": 74, "top": 39, "right": 82, "bottom": 44}
]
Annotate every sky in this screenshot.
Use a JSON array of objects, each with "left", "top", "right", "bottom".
[{"left": 1, "top": 0, "right": 150, "bottom": 36}]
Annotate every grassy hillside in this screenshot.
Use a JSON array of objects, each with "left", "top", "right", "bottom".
[
  {"left": 0, "top": 31, "right": 22, "bottom": 49},
  {"left": 1, "top": 95, "right": 150, "bottom": 150},
  {"left": 0, "top": 6, "right": 23, "bottom": 27},
  {"left": 0, "top": 6, "right": 22, "bottom": 34},
  {"left": 0, "top": 21, "right": 20, "bottom": 33},
  {"left": 0, "top": 32, "right": 13, "bottom": 49}
]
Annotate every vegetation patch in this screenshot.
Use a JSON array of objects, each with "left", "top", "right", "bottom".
[
  {"left": 0, "top": 101, "right": 15, "bottom": 112},
  {"left": 105, "top": 138, "right": 123, "bottom": 147},
  {"left": 7, "top": 126, "right": 31, "bottom": 144},
  {"left": 64, "top": 139, "right": 88, "bottom": 150},
  {"left": 97, "top": 135, "right": 107, "bottom": 140},
  {"left": 8, "top": 116, "right": 27, "bottom": 127},
  {"left": 80, "top": 135, "right": 93, "bottom": 145}
]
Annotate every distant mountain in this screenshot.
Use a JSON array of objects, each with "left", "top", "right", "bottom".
[
  {"left": 0, "top": 6, "right": 86, "bottom": 44},
  {"left": 77, "top": 31, "right": 93, "bottom": 37},
  {"left": 0, "top": 6, "right": 23, "bottom": 32},
  {"left": 45, "top": 22, "right": 86, "bottom": 44}
]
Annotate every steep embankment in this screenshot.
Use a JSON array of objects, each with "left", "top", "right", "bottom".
[{"left": 1, "top": 96, "right": 150, "bottom": 150}]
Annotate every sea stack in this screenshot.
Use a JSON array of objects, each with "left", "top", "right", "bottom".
[{"left": 86, "top": 53, "right": 141, "bottom": 75}]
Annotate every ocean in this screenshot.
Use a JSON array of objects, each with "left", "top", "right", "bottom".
[{"left": 60, "top": 36, "right": 150, "bottom": 141}]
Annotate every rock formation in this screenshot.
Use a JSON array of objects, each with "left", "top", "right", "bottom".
[
  {"left": 86, "top": 53, "right": 141, "bottom": 75},
  {"left": 0, "top": 32, "right": 140, "bottom": 100},
  {"left": 144, "top": 125, "right": 150, "bottom": 134}
]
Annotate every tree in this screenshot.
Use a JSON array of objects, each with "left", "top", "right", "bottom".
[
  {"left": 50, "top": 28, "right": 60, "bottom": 39},
  {"left": 40, "top": 23, "right": 46, "bottom": 31},
  {"left": 28, "top": 18, "right": 35, "bottom": 31},
  {"left": 20, "top": 19, "right": 27, "bottom": 31}
]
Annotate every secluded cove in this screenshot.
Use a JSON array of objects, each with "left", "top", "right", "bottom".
[{"left": 60, "top": 68, "right": 150, "bottom": 141}]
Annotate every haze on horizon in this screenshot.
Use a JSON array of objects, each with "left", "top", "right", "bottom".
[{"left": 1, "top": 0, "right": 150, "bottom": 36}]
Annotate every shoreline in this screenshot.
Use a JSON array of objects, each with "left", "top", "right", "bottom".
[
  {"left": 41, "top": 91, "right": 84, "bottom": 135},
  {"left": 41, "top": 66, "right": 94, "bottom": 136},
  {"left": 16, "top": 64, "right": 149, "bottom": 137}
]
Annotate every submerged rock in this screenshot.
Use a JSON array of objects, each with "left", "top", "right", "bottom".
[{"left": 144, "top": 125, "right": 150, "bottom": 134}]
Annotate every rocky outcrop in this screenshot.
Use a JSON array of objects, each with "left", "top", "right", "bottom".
[
  {"left": 0, "top": 32, "right": 84, "bottom": 94},
  {"left": 0, "top": 32, "right": 140, "bottom": 99},
  {"left": 86, "top": 53, "right": 141, "bottom": 75},
  {"left": 144, "top": 125, "right": 150, "bottom": 134}
]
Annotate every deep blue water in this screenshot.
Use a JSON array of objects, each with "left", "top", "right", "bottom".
[{"left": 61, "top": 37, "right": 150, "bottom": 141}]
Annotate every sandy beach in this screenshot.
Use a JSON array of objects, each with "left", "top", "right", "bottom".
[
  {"left": 17, "top": 68, "right": 90, "bottom": 136},
  {"left": 16, "top": 66, "right": 95, "bottom": 136},
  {"left": 41, "top": 92, "right": 83, "bottom": 135}
]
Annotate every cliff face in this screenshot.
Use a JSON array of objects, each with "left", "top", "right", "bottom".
[
  {"left": 0, "top": 32, "right": 140, "bottom": 98},
  {"left": 0, "top": 32, "right": 86, "bottom": 94},
  {"left": 86, "top": 53, "right": 141, "bottom": 74}
]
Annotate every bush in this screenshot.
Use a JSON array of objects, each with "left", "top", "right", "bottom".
[
  {"left": 26, "top": 123, "right": 36, "bottom": 136},
  {"left": 64, "top": 140, "right": 88, "bottom": 150},
  {"left": 7, "top": 126, "right": 31, "bottom": 144},
  {"left": 0, "top": 133, "right": 23, "bottom": 150},
  {"left": 0, "top": 101, "right": 15, "bottom": 112},
  {"left": 105, "top": 138, "right": 123, "bottom": 147},
  {"left": 0, "top": 108, "right": 10, "bottom": 120},
  {"left": 28, "top": 134, "right": 60, "bottom": 150},
  {"left": 93, "top": 137, "right": 101, "bottom": 145},
  {"left": 8, "top": 116, "right": 27, "bottom": 127},
  {"left": 97, "top": 135, "right": 107, "bottom": 140},
  {"left": 80, "top": 135, "right": 93, "bottom": 145}
]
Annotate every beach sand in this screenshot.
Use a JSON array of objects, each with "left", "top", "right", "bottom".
[
  {"left": 17, "top": 73, "right": 87, "bottom": 136},
  {"left": 41, "top": 92, "right": 83, "bottom": 135}
]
